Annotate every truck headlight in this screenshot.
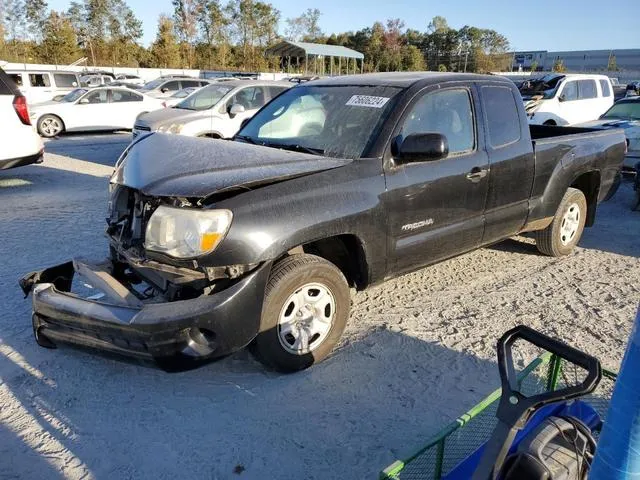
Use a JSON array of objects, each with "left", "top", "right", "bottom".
[{"left": 144, "top": 206, "right": 232, "bottom": 258}]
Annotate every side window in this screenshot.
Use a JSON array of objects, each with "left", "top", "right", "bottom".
[
  {"left": 29, "top": 73, "right": 51, "bottom": 88},
  {"left": 103, "top": 76, "right": 112, "bottom": 84},
  {"left": 181, "top": 80, "right": 201, "bottom": 89},
  {"left": 83, "top": 90, "right": 108, "bottom": 104},
  {"left": 53, "top": 73, "right": 77, "bottom": 88},
  {"left": 560, "top": 81, "right": 578, "bottom": 101},
  {"left": 400, "top": 88, "right": 475, "bottom": 155},
  {"left": 268, "top": 86, "right": 288, "bottom": 99},
  {"left": 162, "top": 81, "right": 180, "bottom": 92},
  {"left": 599, "top": 79, "right": 611, "bottom": 98},
  {"left": 8, "top": 73, "right": 23, "bottom": 87},
  {"left": 578, "top": 79, "right": 597, "bottom": 100},
  {"left": 481, "top": 86, "right": 521, "bottom": 148},
  {"left": 112, "top": 90, "right": 143, "bottom": 102},
  {"left": 199, "top": 81, "right": 209, "bottom": 87},
  {"left": 230, "top": 87, "right": 267, "bottom": 110}
]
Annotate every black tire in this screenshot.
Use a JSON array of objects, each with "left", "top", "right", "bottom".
[
  {"left": 535, "top": 187, "right": 587, "bottom": 256},
  {"left": 37, "top": 114, "right": 64, "bottom": 138},
  {"left": 250, "top": 254, "right": 350, "bottom": 372}
]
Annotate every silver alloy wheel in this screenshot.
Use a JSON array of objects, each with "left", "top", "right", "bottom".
[
  {"left": 40, "top": 117, "right": 62, "bottom": 136},
  {"left": 277, "top": 282, "right": 336, "bottom": 355},
  {"left": 560, "top": 202, "right": 580, "bottom": 245}
]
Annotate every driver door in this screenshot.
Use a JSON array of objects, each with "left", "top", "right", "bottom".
[
  {"left": 70, "top": 89, "right": 112, "bottom": 130},
  {"left": 223, "top": 86, "right": 268, "bottom": 137}
]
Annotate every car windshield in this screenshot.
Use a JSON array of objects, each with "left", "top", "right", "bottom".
[
  {"left": 519, "top": 74, "right": 565, "bottom": 99},
  {"left": 174, "top": 85, "right": 232, "bottom": 110},
  {"left": 172, "top": 88, "right": 195, "bottom": 99},
  {"left": 141, "top": 78, "right": 165, "bottom": 90},
  {"left": 61, "top": 88, "right": 88, "bottom": 102},
  {"left": 236, "top": 84, "right": 402, "bottom": 159},
  {"left": 601, "top": 102, "right": 640, "bottom": 120}
]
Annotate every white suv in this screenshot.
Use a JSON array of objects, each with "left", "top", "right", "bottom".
[
  {"left": 0, "top": 68, "right": 44, "bottom": 170},
  {"left": 522, "top": 73, "right": 614, "bottom": 125}
]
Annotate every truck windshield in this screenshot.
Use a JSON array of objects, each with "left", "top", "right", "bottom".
[
  {"left": 236, "top": 84, "right": 402, "bottom": 159},
  {"left": 174, "top": 85, "right": 232, "bottom": 110}
]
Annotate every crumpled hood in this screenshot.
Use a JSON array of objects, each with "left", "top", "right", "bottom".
[{"left": 111, "top": 133, "right": 352, "bottom": 198}]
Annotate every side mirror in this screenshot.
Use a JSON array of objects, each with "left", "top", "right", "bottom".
[
  {"left": 161, "top": 87, "right": 169, "bottom": 93},
  {"left": 229, "top": 103, "right": 246, "bottom": 116},
  {"left": 558, "top": 94, "right": 566, "bottom": 102},
  {"left": 395, "top": 133, "right": 449, "bottom": 164},
  {"left": 79, "top": 98, "right": 90, "bottom": 105}
]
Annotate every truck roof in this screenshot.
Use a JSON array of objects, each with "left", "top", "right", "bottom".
[{"left": 310, "top": 72, "right": 510, "bottom": 88}]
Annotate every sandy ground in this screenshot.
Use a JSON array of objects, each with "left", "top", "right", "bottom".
[{"left": 0, "top": 133, "right": 639, "bottom": 480}]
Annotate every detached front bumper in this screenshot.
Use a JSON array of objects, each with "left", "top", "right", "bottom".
[{"left": 19, "top": 259, "right": 271, "bottom": 369}]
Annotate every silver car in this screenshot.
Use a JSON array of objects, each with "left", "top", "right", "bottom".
[{"left": 133, "top": 80, "right": 291, "bottom": 140}]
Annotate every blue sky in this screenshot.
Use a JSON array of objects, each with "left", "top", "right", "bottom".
[{"left": 48, "top": 0, "right": 637, "bottom": 51}]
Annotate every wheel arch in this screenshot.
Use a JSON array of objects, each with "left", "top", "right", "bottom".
[
  {"left": 570, "top": 170, "right": 601, "bottom": 227},
  {"left": 38, "top": 113, "right": 66, "bottom": 133},
  {"left": 282, "top": 234, "right": 370, "bottom": 290}
]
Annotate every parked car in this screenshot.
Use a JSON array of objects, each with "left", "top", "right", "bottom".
[
  {"left": 133, "top": 80, "right": 290, "bottom": 139},
  {"left": 30, "top": 87, "right": 164, "bottom": 137},
  {"left": 161, "top": 86, "right": 201, "bottom": 107},
  {"left": 520, "top": 73, "right": 614, "bottom": 125},
  {"left": 0, "top": 67, "right": 43, "bottom": 169},
  {"left": 115, "top": 74, "right": 145, "bottom": 86},
  {"left": 626, "top": 82, "right": 640, "bottom": 98},
  {"left": 578, "top": 96, "right": 640, "bottom": 172},
  {"left": 20, "top": 73, "right": 626, "bottom": 373},
  {"left": 138, "top": 77, "right": 210, "bottom": 99},
  {"left": 610, "top": 77, "right": 627, "bottom": 101},
  {"left": 5, "top": 70, "right": 81, "bottom": 104},
  {"left": 80, "top": 74, "right": 114, "bottom": 88}
]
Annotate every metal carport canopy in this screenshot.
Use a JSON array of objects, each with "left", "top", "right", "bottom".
[{"left": 265, "top": 41, "right": 364, "bottom": 60}]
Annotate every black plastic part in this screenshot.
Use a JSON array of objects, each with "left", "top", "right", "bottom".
[
  {"left": 22, "top": 259, "right": 272, "bottom": 370},
  {"left": 472, "top": 326, "right": 602, "bottom": 480}
]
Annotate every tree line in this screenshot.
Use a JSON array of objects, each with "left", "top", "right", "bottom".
[{"left": 0, "top": 0, "right": 512, "bottom": 73}]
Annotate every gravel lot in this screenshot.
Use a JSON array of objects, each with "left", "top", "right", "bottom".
[{"left": 1, "top": 133, "right": 639, "bottom": 480}]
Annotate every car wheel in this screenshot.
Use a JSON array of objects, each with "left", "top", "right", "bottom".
[
  {"left": 250, "top": 254, "right": 350, "bottom": 372},
  {"left": 543, "top": 120, "right": 556, "bottom": 126},
  {"left": 535, "top": 187, "right": 587, "bottom": 256},
  {"left": 37, "top": 115, "right": 64, "bottom": 138}
]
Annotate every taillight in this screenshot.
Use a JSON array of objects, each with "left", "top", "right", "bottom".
[{"left": 13, "top": 95, "right": 31, "bottom": 126}]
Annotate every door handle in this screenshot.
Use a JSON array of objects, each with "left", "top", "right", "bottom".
[{"left": 466, "top": 167, "right": 488, "bottom": 183}]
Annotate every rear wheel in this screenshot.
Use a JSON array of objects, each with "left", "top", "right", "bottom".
[
  {"left": 535, "top": 187, "right": 587, "bottom": 256},
  {"left": 37, "top": 114, "right": 64, "bottom": 137},
  {"left": 250, "top": 254, "right": 350, "bottom": 372}
]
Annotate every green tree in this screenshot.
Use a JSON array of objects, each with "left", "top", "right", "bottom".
[
  {"left": 285, "top": 8, "right": 322, "bottom": 42},
  {"left": 228, "top": 0, "right": 279, "bottom": 70},
  {"left": 607, "top": 53, "right": 618, "bottom": 71},
  {"left": 40, "top": 11, "right": 81, "bottom": 64},
  {"left": 402, "top": 44, "right": 426, "bottom": 71},
  {"left": 151, "top": 14, "right": 180, "bottom": 68},
  {"left": 25, "top": 0, "right": 48, "bottom": 42},
  {"left": 195, "top": 0, "right": 230, "bottom": 68},
  {"left": 553, "top": 58, "right": 566, "bottom": 72}
]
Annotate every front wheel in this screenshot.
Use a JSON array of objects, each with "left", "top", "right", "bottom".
[
  {"left": 37, "top": 114, "right": 64, "bottom": 137},
  {"left": 535, "top": 187, "right": 587, "bottom": 256},
  {"left": 250, "top": 254, "right": 350, "bottom": 372}
]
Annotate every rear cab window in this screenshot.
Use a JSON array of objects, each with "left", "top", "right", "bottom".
[
  {"left": 481, "top": 85, "right": 521, "bottom": 148},
  {"left": 599, "top": 79, "right": 612, "bottom": 98}
]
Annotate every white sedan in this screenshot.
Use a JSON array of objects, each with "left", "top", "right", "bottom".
[{"left": 30, "top": 87, "right": 165, "bottom": 137}]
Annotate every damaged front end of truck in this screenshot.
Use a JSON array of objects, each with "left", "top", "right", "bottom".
[{"left": 19, "top": 133, "right": 350, "bottom": 369}]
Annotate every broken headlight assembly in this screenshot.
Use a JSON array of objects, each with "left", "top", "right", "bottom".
[{"left": 144, "top": 206, "right": 233, "bottom": 259}]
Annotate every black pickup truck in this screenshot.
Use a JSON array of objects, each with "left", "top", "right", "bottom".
[{"left": 20, "top": 73, "right": 625, "bottom": 372}]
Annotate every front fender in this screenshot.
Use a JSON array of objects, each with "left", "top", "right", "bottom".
[{"left": 206, "top": 158, "right": 387, "bottom": 284}]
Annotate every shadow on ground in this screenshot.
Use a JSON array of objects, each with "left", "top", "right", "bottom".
[{"left": 0, "top": 326, "right": 502, "bottom": 480}]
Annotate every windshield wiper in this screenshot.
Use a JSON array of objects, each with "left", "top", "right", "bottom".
[{"left": 266, "top": 143, "right": 325, "bottom": 155}]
